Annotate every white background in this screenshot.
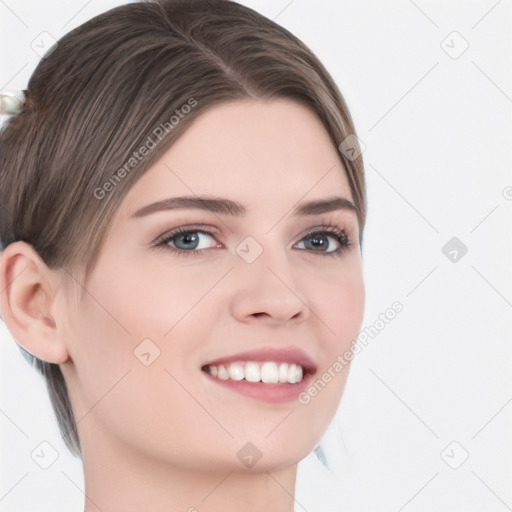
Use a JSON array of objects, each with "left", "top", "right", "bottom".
[{"left": 1, "top": 0, "right": 511, "bottom": 511}]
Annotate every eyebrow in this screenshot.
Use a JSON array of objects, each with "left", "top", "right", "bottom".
[{"left": 131, "top": 195, "right": 359, "bottom": 219}]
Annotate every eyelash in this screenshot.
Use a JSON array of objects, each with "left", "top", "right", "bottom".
[{"left": 152, "top": 222, "right": 352, "bottom": 258}]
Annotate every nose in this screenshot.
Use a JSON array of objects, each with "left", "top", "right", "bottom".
[{"left": 228, "top": 245, "right": 309, "bottom": 326}]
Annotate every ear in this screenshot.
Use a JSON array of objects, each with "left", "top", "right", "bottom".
[{"left": 0, "top": 241, "right": 70, "bottom": 364}]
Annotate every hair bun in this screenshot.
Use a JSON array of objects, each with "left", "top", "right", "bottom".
[{"left": 0, "top": 90, "right": 26, "bottom": 116}]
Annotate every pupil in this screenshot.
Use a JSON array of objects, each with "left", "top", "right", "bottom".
[
  {"left": 307, "top": 235, "right": 327, "bottom": 250},
  {"left": 178, "top": 233, "right": 198, "bottom": 249}
]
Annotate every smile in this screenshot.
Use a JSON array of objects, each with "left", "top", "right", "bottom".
[
  {"left": 203, "top": 361, "right": 304, "bottom": 384},
  {"left": 200, "top": 346, "right": 317, "bottom": 403}
]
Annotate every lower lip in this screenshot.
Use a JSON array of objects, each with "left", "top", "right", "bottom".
[{"left": 202, "top": 370, "right": 313, "bottom": 404}]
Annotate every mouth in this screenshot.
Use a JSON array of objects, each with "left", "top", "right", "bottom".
[
  {"left": 202, "top": 361, "right": 306, "bottom": 384},
  {"left": 201, "top": 346, "right": 317, "bottom": 403}
]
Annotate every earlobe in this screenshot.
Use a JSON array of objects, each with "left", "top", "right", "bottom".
[{"left": 0, "top": 241, "right": 70, "bottom": 364}]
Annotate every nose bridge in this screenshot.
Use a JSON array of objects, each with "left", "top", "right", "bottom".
[{"left": 229, "top": 233, "right": 308, "bottom": 323}]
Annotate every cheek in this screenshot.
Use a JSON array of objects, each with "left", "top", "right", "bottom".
[
  {"left": 66, "top": 264, "right": 222, "bottom": 413},
  {"left": 310, "top": 262, "right": 365, "bottom": 351},
  {"left": 64, "top": 274, "right": 215, "bottom": 462},
  {"left": 296, "top": 263, "right": 364, "bottom": 427},
  {"left": 332, "top": 275, "right": 365, "bottom": 345},
  {"left": 75, "top": 262, "right": 220, "bottom": 343}
]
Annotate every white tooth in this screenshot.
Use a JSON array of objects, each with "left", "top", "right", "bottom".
[
  {"left": 278, "top": 362, "right": 289, "bottom": 383},
  {"left": 245, "top": 362, "right": 261, "bottom": 382},
  {"left": 261, "top": 362, "right": 279, "bottom": 383},
  {"left": 287, "top": 363, "right": 298, "bottom": 384},
  {"left": 209, "top": 360, "right": 303, "bottom": 384},
  {"left": 217, "top": 365, "right": 229, "bottom": 380},
  {"left": 228, "top": 362, "right": 245, "bottom": 381}
]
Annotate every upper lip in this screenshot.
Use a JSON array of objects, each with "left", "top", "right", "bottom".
[{"left": 202, "top": 346, "right": 318, "bottom": 375}]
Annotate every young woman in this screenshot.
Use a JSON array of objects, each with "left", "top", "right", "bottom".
[{"left": 0, "top": 1, "right": 366, "bottom": 510}]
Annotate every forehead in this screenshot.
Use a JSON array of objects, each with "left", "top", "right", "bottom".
[{"left": 121, "top": 98, "right": 352, "bottom": 218}]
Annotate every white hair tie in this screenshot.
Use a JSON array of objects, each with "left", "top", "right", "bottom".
[{"left": 0, "top": 90, "right": 26, "bottom": 116}]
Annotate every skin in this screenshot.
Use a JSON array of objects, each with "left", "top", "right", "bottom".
[{"left": 0, "top": 98, "right": 365, "bottom": 512}]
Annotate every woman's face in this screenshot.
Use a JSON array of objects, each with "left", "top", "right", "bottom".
[{"left": 60, "top": 98, "right": 365, "bottom": 472}]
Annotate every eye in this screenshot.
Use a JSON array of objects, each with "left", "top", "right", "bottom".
[
  {"left": 153, "top": 225, "right": 220, "bottom": 255},
  {"left": 294, "top": 226, "right": 351, "bottom": 256},
  {"left": 152, "top": 223, "right": 352, "bottom": 257}
]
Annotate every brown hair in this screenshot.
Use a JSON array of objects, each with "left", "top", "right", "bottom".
[{"left": 0, "top": 0, "right": 366, "bottom": 457}]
